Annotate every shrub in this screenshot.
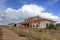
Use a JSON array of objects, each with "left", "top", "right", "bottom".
[{"left": 48, "top": 24, "right": 56, "bottom": 30}]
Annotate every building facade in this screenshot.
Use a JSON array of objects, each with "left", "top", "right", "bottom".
[{"left": 18, "top": 16, "right": 56, "bottom": 28}]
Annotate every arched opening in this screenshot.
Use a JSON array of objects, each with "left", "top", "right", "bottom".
[{"left": 36, "top": 24, "right": 38, "bottom": 27}]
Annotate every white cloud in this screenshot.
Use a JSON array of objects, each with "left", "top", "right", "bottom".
[
  {"left": 0, "top": 18, "right": 2, "bottom": 21},
  {"left": 21, "top": 5, "right": 45, "bottom": 17},
  {"left": 5, "top": 8, "right": 19, "bottom": 19},
  {"left": 0, "top": 4, "right": 59, "bottom": 24},
  {"left": 40, "top": 12, "right": 59, "bottom": 21},
  {"left": 57, "top": 17, "right": 60, "bottom": 23}
]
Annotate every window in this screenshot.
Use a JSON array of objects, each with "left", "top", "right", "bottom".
[
  {"left": 33, "top": 25, "right": 34, "bottom": 27},
  {"left": 36, "top": 25, "right": 38, "bottom": 27}
]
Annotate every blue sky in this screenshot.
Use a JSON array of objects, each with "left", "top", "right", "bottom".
[
  {"left": 0, "top": 0, "right": 60, "bottom": 25},
  {"left": 1, "top": 0, "right": 60, "bottom": 14}
]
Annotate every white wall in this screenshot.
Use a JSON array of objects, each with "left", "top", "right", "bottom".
[
  {"left": 29, "top": 21, "right": 56, "bottom": 28},
  {"left": 31, "top": 23, "right": 39, "bottom": 28},
  {"left": 30, "top": 21, "right": 50, "bottom": 28},
  {"left": 40, "top": 21, "right": 49, "bottom": 28}
]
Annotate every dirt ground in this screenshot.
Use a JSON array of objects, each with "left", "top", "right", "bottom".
[{"left": 0, "top": 27, "right": 29, "bottom": 40}]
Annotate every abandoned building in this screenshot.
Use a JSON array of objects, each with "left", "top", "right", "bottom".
[
  {"left": 18, "top": 16, "right": 56, "bottom": 28},
  {"left": 8, "top": 23, "right": 17, "bottom": 27}
]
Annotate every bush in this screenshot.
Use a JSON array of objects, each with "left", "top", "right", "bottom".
[{"left": 48, "top": 24, "right": 56, "bottom": 30}]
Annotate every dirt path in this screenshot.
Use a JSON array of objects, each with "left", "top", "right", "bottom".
[
  {"left": 0, "top": 28, "right": 3, "bottom": 40},
  {"left": 0, "top": 27, "right": 28, "bottom": 40}
]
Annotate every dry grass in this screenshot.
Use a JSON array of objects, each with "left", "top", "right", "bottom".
[{"left": 5, "top": 26, "right": 60, "bottom": 40}]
